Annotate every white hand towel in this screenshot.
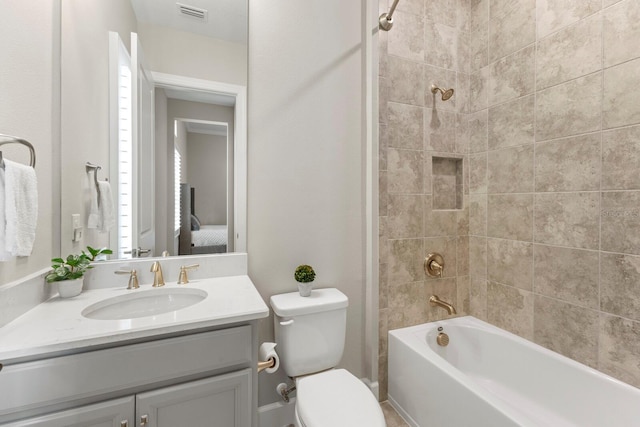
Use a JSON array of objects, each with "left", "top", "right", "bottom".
[
  {"left": 87, "top": 176, "right": 100, "bottom": 229},
  {"left": 97, "top": 180, "right": 115, "bottom": 232},
  {"left": 4, "top": 159, "right": 38, "bottom": 257},
  {"left": 0, "top": 168, "right": 11, "bottom": 261}
]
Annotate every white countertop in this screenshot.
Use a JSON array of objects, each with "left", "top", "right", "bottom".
[{"left": 0, "top": 275, "right": 269, "bottom": 363}]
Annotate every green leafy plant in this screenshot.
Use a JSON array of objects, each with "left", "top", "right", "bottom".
[
  {"left": 45, "top": 246, "right": 112, "bottom": 283},
  {"left": 294, "top": 264, "right": 316, "bottom": 283}
]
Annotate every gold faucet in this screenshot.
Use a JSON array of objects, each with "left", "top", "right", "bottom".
[
  {"left": 150, "top": 261, "right": 165, "bottom": 287},
  {"left": 429, "top": 295, "right": 457, "bottom": 315}
]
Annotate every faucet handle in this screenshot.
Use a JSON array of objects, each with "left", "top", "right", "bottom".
[
  {"left": 115, "top": 269, "right": 139, "bottom": 290},
  {"left": 424, "top": 253, "right": 445, "bottom": 278},
  {"left": 178, "top": 264, "right": 200, "bottom": 284}
]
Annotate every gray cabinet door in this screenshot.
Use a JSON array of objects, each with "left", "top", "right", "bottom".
[
  {"left": 3, "top": 396, "right": 134, "bottom": 427},
  {"left": 135, "top": 369, "right": 251, "bottom": 427}
]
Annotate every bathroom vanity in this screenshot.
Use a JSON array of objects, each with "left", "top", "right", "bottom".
[{"left": 0, "top": 256, "right": 268, "bottom": 427}]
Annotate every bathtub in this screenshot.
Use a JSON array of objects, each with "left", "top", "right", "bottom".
[{"left": 388, "top": 316, "right": 640, "bottom": 427}]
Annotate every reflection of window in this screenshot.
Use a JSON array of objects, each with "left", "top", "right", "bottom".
[
  {"left": 174, "top": 147, "right": 181, "bottom": 234},
  {"left": 116, "top": 42, "right": 132, "bottom": 259}
]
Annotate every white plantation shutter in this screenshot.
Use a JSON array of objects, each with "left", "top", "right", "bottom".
[
  {"left": 175, "top": 147, "right": 182, "bottom": 234},
  {"left": 117, "top": 54, "right": 133, "bottom": 259}
]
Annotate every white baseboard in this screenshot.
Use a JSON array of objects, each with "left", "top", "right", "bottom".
[{"left": 258, "top": 398, "right": 296, "bottom": 427}]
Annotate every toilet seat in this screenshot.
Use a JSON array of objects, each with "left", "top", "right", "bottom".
[{"left": 295, "top": 369, "right": 386, "bottom": 427}]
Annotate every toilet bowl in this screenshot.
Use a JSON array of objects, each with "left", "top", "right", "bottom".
[{"left": 270, "top": 288, "right": 386, "bottom": 427}]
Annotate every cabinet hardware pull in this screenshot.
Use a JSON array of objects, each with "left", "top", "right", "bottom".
[
  {"left": 140, "top": 414, "right": 149, "bottom": 426},
  {"left": 120, "top": 421, "right": 128, "bottom": 427}
]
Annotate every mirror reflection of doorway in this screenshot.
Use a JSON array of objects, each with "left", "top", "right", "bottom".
[
  {"left": 109, "top": 55, "right": 246, "bottom": 258},
  {"left": 175, "top": 118, "right": 232, "bottom": 255},
  {"left": 156, "top": 90, "right": 236, "bottom": 256}
]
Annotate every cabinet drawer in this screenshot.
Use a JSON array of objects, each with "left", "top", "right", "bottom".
[
  {"left": 0, "top": 326, "right": 251, "bottom": 418},
  {"left": 2, "top": 396, "right": 134, "bottom": 427}
]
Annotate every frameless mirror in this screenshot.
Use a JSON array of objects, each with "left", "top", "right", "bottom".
[{"left": 60, "top": 0, "right": 247, "bottom": 260}]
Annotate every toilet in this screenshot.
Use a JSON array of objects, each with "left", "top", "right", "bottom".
[{"left": 270, "top": 288, "right": 386, "bottom": 427}]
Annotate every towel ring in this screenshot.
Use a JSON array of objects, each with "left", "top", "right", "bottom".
[
  {"left": 86, "top": 162, "right": 104, "bottom": 208},
  {"left": 0, "top": 134, "right": 36, "bottom": 169}
]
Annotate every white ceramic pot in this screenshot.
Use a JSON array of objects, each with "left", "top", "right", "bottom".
[
  {"left": 57, "top": 277, "right": 84, "bottom": 298},
  {"left": 297, "top": 282, "right": 313, "bottom": 297}
]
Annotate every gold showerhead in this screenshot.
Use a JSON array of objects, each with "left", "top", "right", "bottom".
[{"left": 431, "top": 85, "right": 454, "bottom": 101}]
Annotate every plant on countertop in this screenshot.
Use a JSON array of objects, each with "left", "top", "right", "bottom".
[
  {"left": 294, "top": 264, "right": 316, "bottom": 283},
  {"left": 45, "top": 246, "right": 112, "bottom": 283}
]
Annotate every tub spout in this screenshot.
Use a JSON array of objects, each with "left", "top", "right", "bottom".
[{"left": 429, "top": 295, "right": 457, "bottom": 315}]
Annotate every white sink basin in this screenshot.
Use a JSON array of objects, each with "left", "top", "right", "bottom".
[{"left": 82, "top": 288, "right": 208, "bottom": 320}]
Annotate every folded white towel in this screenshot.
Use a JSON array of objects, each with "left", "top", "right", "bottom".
[
  {"left": 3, "top": 159, "right": 38, "bottom": 257},
  {"left": 88, "top": 178, "right": 115, "bottom": 233},
  {"left": 87, "top": 177, "right": 100, "bottom": 230},
  {"left": 0, "top": 168, "right": 11, "bottom": 261},
  {"left": 97, "top": 180, "right": 115, "bottom": 233}
]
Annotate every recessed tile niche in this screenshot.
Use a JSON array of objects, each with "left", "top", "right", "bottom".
[{"left": 432, "top": 156, "right": 463, "bottom": 210}]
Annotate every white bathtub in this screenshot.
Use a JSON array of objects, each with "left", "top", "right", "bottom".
[{"left": 388, "top": 316, "right": 640, "bottom": 427}]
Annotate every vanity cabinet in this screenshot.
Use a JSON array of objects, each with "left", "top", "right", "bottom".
[{"left": 0, "top": 325, "right": 256, "bottom": 426}]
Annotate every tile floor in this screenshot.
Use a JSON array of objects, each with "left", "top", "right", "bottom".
[{"left": 381, "top": 401, "right": 410, "bottom": 427}]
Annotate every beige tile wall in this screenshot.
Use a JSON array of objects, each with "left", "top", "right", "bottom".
[
  {"left": 379, "top": 0, "right": 640, "bottom": 400},
  {"left": 378, "top": 0, "right": 471, "bottom": 400},
  {"left": 468, "top": 0, "right": 640, "bottom": 388}
]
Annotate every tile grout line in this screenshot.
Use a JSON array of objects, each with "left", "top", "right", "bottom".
[
  {"left": 532, "top": 2, "right": 538, "bottom": 339},
  {"left": 597, "top": 3, "right": 605, "bottom": 370},
  {"left": 483, "top": 0, "right": 489, "bottom": 320}
]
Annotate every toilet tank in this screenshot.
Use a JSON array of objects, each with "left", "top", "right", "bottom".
[{"left": 270, "top": 288, "right": 348, "bottom": 377}]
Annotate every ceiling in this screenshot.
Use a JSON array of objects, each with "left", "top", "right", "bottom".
[
  {"left": 130, "top": 0, "right": 247, "bottom": 44},
  {"left": 131, "top": 0, "right": 241, "bottom": 108},
  {"left": 182, "top": 119, "right": 228, "bottom": 137},
  {"left": 163, "top": 87, "right": 236, "bottom": 106}
]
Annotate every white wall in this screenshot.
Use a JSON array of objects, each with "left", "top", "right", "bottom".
[
  {"left": 137, "top": 22, "right": 247, "bottom": 86},
  {"left": 0, "top": 0, "right": 60, "bottom": 285},
  {"left": 60, "top": 0, "right": 137, "bottom": 257},
  {"left": 248, "top": 0, "right": 368, "bottom": 405},
  {"left": 187, "top": 133, "right": 227, "bottom": 225}
]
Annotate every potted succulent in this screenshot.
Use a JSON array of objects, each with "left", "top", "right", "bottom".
[
  {"left": 294, "top": 264, "right": 316, "bottom": 297},
  {"left": 45, "top": 246, "right": 112, "bottom": 298}
]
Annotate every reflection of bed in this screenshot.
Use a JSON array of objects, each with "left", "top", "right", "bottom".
[
  {"left": 192, "top": 225, "right": 227, "bottom": 247},
  {"left": 179, "top": 184, "right": 227, "bottom": 255}
]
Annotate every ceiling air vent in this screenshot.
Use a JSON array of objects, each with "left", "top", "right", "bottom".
[{"left": 176, "top": 3, "right": 208, "bottom": 22}]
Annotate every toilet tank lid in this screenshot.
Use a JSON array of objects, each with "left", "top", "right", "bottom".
[{"left": 270, "top": 288, "right": 348, "bottom": 317}]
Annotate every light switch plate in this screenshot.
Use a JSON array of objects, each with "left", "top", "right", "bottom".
[{"left": 72, "top": 214, "right": 82, "bottom": 242}]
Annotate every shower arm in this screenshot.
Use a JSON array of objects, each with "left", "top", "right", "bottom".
[{"left": 379, "top": 0, "right": 401, "bottom": 31}]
